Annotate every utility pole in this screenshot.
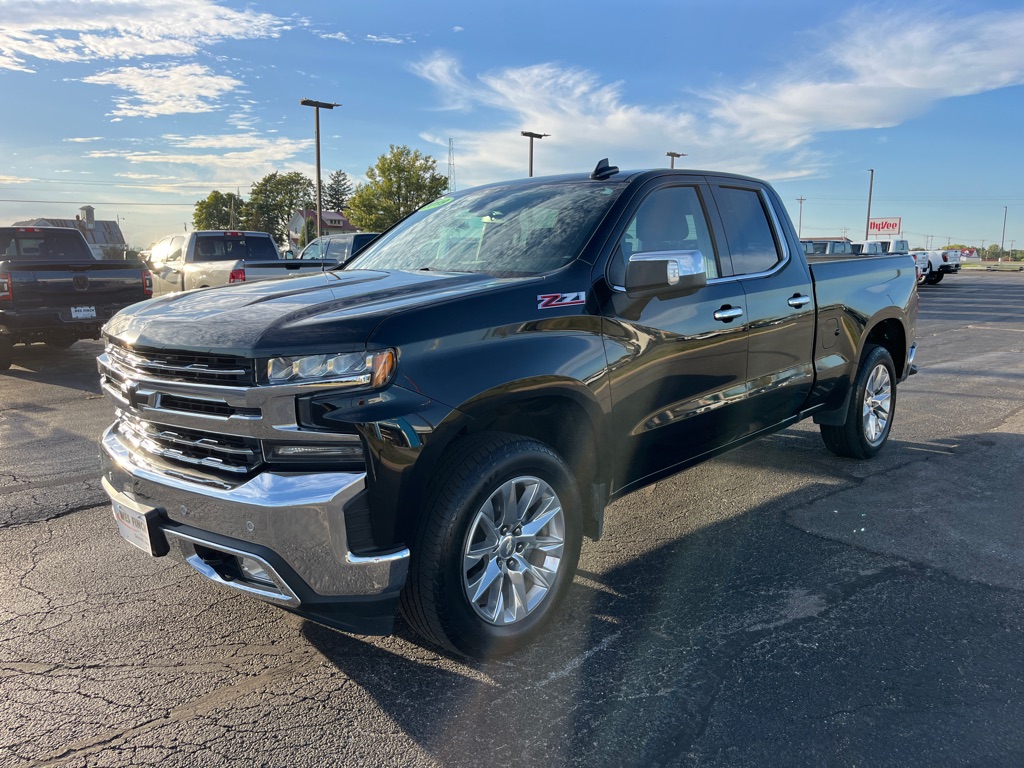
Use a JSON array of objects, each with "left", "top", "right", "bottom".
[
  {"left": 865, "top": 168, "right": 874, "bottom": 240},
  {"left": 796, "top": 196, "right": 806, "bottom": 237},
  {"left": 666, "top": 151, "right": 686, "bottom": 169}
]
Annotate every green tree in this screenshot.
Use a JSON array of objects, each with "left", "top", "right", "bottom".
[
  {"left": 193, "top": 190, "right": 245, "bottom": 230},
  {"left": 346, "top": 145, "right": 449, "bottom": 232},
  {"left": 299, "top": 216, "right": 318, "bottom": 247},
  {"left": 242, "top": 172, "right": 314, "bottom": 242},
  {"left": 324, "top": 170, "right": 353, "bottom": 211}
]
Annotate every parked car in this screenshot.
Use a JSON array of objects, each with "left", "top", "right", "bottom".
[
  {"left": 915, "top": 249, "right": 961, "bottom": 284},
  {"left": 298, "top": 232, "right": 380, "bottom": 263},
  {"left": 0, "top": 226, "right": 151, "bottom": 370},
  {"left": 851, "top": 241, "right": 887, "bottom": 256},
  {"left": 145, "top": 231, "right": 338, "bottom": 297},
  {"left": 800, "top": 238, "right": 853, "bottom": 255},
  {"left": 97, "top": 163, "right": 918, "bottom": 659}
]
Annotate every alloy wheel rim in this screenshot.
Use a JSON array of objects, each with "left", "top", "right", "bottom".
[
  {"left": 462, "top": 475, "right": 565, "bottom": 626},
  {"left": 862, "top": 363, "right": 892, "bottom": 445}
]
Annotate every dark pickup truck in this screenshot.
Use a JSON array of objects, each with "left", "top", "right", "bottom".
[
  {"left": 1, "top": 226, "right": 152, "bottom": 370},
  {"left": 97, "top": 164, "right": 918, "bottom": 658}
]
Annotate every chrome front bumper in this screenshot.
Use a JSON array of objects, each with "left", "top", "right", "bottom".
[{"left": 100, "top": 424, "right": 410, "bottom": 633}]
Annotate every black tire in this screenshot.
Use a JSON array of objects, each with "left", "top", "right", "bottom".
[
  {"left": 931, "top": 271, "right": 944, "bottom": 284},
  {"left": 820, "top": 344, "right": 897, "bottom": 459},
  {"left": 0, "top": 337, "right": 11, "bottom": 371},
  {"left": 925, "top": 269, "right": 942, "bottom": 284},
  {"left": 399, "top": 432, "right": 583, "bottom": 659}
]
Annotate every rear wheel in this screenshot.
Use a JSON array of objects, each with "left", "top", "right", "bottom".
[
  {"left": 399, "top": 432, "right": 583, "bottom": 659},
  {"left": 820, "top": 344, "right": 896, "bottom": 459},
  {"left": 925, "top": 268, "right": 942, "bottom": 284}
]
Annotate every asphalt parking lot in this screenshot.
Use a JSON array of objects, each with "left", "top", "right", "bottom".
[{"left": 2, "top": 271, "right": 1023, "bottom": 767}]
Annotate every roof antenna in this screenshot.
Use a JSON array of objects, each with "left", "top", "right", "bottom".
[{"left": 590, "top": 158, "right": 619, "bottom": 180}]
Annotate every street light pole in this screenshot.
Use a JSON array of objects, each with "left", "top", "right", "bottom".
[
  {"left": 520, "top": 131, "right": 549, "bottom": 177},
  {"left": 1000, "top": 205, "right": 1008, "bottom": 256},
  {"left": 865, "top": 168, "right": 874, "bottom": 240},
  {"left": 666, "top": 151, "right": 686, "bottom": 169},
  {"left": 300, "top": 98, "right": 341, "bottom": 241}
]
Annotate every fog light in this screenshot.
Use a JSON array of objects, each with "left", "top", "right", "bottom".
[
  {"left": 238, "top": 556, "right": 273, "bottom": 586},
  {"left": 268, "top": 444, "right": 364, "bottom": 461}
]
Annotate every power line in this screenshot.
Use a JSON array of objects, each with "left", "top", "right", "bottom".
[{"left": 0, "top": 198, "right": 193, "bottom": 207}]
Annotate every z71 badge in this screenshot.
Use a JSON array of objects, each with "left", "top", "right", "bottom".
[{"left": 537, "top": 292, "right": 586, "bottom": 309}]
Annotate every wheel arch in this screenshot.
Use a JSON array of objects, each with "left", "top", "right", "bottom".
[
  {"left": 862, "top": 317, "right": 907, "bottom": 378},
  {"left": 397, "top": 379, "right": 610, "bottom": 544}
]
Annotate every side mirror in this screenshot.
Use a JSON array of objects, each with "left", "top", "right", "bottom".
[{"left": 625, "top": 249, "right": 707, "bottom": 298}]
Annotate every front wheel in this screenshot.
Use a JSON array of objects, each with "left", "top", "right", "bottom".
[
  {"left": 820, "top": 344, "right": 896, "bottom": 459},
  {"left": 399, "top": 432, "right": 583, "bottom": 659}
]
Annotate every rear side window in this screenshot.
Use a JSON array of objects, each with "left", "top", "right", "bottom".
[
  {"left": 193, "top": 235, "right": 279, "bottom": 263},
  {"left": 0, "top": 229, "right": 94, "bottom": 261},
  {"left": 713, "top": 187, "right": 784, "bottom": 276}
]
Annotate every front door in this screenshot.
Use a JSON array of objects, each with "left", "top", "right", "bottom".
[{"left": 601, "top": 182, "right": 749, "bottom": 494}]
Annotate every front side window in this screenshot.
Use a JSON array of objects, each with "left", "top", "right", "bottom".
[
  {"left": 609, "top": 186, "right": 720, "bottom": 286},
  {"left": 299, "top": 239, "right": 323, "bottom": 260},
  {"left": 325, "top": 237, "right": 353, "bottom": 260},
  {"left": 346, "top": 181, "right": 624, "bottom": 277},
  {"left": 713, "top": 186, "right": 783, "bottom": 276}
]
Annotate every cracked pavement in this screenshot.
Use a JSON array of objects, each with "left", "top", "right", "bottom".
[{"left": 2, "top": 273, "right": 1024, "bottom": 767}]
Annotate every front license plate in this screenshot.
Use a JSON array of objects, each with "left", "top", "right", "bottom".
[
  {"left": 71, "top": 306, "right": 97, "bottom": 319},
  {"left": 112, "top": 499, "right": 168, "bottom": 557}
]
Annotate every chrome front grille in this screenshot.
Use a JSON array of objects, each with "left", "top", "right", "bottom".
[
  {"left": 106, "top": 343, "right": 257, "bottom": 387},
  {"left": 118, "top": 412, "right": 261, "bottom": 475}
]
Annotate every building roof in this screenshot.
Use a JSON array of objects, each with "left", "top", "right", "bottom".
[{"left": 13, "top": 217, "right": 126, "bottom": 247}]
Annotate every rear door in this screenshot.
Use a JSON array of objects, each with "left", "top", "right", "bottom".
[
  {"left": 601, "top": 179, "right": 750, "bottom": 492},
  {"left": 706, "top": 179, "right": 815, "bottom": 434}
]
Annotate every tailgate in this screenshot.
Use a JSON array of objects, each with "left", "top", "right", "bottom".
[{"left": 2, "top": 261, "right": 147, "bottom": 311}]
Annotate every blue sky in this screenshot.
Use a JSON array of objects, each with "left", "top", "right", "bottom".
[{"left": 1, "top": 0, "right": 1022, "bottom": 251}]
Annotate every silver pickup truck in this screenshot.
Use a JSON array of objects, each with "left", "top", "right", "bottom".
[{"left": 146, "top": 231, "right": 338, "bottom": 297}]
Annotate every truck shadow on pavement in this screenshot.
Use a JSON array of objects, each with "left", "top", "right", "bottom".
[
  {"left": 301, "top": 428, "right": 1024, "bottom": 767},
  {"left": 2, "top": 340, "right": 104, "bottom": 396}
]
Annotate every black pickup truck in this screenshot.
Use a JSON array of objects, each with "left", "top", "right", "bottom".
[
  {"left": 97, "top": 164, "right": 918, "bottom": 658},
  {"left": 0, "top": 226, "right": 152, "bottom": 370}
]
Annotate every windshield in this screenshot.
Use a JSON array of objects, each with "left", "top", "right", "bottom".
[{"left": 345, "top": 181, "right": 624, "bottom": 277}]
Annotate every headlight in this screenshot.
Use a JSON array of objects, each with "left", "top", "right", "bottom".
[{"left": 265, "top": 349, "right": 396, "bottom": 388}]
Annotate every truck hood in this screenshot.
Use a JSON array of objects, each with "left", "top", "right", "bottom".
[{"left": 103, "top": 269, "right": 521, "bottom": 356}]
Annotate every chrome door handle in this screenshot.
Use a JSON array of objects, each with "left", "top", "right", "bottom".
[
  {"left": 788, "top": 294, "right": 812, "bottom": 308},
  {"left": 713, "top": 306, "right": 744, "bottom": 322}
]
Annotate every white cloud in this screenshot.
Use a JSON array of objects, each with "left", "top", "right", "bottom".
[
  {"left": 64, "top": 137, "right": 104, "bottom": 143},
  {"left": 453, "top": 26, "right": 464, "bottom": 33},
  {"left": 0, "top": 0, "right": 289, "bottom": 72},
  {"left": 367, "top": 34, "right": 412, "bottom": 45},
  {"left": 83, "top": 63, "right": 242, "bottom": 118},
  {"left": 0, "top": 175, "right": 33, "bottom": 184},
  {"left": 413, "top": 8, "right": 1024, "bottom": 186},
  {"left": 320, "top": 32, "right": 351, "bottom": 43},
  {"left": 85, "top": 133, "right": 315, "bottom": 190}
]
